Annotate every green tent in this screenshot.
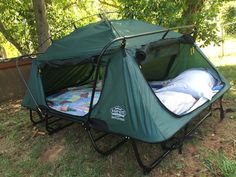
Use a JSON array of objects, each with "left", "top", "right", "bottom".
[{"left": 22, "top": 19, "right": 229, "bottom": 144}]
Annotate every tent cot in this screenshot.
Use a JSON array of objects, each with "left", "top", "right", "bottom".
[{"left": 21, "top": 19, "right": 230, "bottom": 174}]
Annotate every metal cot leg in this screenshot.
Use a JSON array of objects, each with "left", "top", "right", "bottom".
[{"left": 87, "top": 128, "right": 127, "bottom": 156}]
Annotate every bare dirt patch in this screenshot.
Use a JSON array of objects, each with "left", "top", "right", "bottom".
[
  {"left": 0, "top": 138, "right": 10, "bottom": 153},
  {"left": 201, "top": 118, "right": 236, "bottom": 157},
  {"left": 39, "top": 144, "right": 64, "bottom": 163}
]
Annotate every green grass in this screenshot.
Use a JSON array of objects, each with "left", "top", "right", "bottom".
[
  {"left": 204, "top": 150, "right": 236, "bottom": 177},
  {"left": 217, "top": 64, "right": 236, "bottom": 119}
]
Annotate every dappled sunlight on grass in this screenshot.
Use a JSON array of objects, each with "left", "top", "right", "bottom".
[
  {"left": 231, "top": 89, "right": 236, "bottom": 96},
  {"left": 201, "top": 37, "right": 236, "bottom": 67},
  {"left": 201, "top": 38, "right": 236, "bottom": 60},
  {"left": 210, "top": 55, "right": 236, "bottom": 67},
  {"left": 217, "top": 65, "right": 236, "bottom": 98},
  {"left": 1, "top": 100, "right": 23, "bottom": 115}
]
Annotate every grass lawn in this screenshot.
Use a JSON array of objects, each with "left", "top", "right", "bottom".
[{"left": 0, "top": 57, "right": 236, "bottom": 177}]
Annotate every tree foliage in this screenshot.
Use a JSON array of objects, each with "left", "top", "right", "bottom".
[
  {"left": 45, "top": 0, "right": 101, "bottom": 40},
  {"left": 0, "top": 0, "right": 106, "bottom": 55},
  {"left": 0, "top": 0, "right": 231, "bottom": 56},
  {"left": 0, "top": 0, "right": 37, "bottom": 54},
  {"left": 222, "top": 2, "right": 236, "bottom": 36},
  {"left": 117, "top": 0, "right": 227, "bottom": 46}
]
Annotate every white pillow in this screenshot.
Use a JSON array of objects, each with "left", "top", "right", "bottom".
[
  {"left": 157, "top": 68, "right": 216, "bottom": 100},
  {"left": 155, "top": 91, "right": 196, "bottom": 115}
]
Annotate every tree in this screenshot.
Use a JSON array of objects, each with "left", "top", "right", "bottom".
[
  {"left": 32, "top": 0, "right": 51, "bottom": 53},
  {"left": 0, "top": 0, "right": 229, "bottom": 56},
  {"left": 0, "top": 0, "right": 105, "bottom": 55},
  {"left": 222, "top": 2, "right": 236, "bottom": 36},
  {"left": 0, "top": 21, "right": 26, "bottom": 54},
  {"left": 0, "top": 45, "right": 7, "bottom": 59},
  {"left": 117, "top": 0, "right": 227, "bottom": 46},
  {"left": 0, "top": 0, "right": 38, "bottom": 54}
]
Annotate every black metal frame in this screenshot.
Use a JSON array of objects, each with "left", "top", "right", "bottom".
[
  {"left": 85, "top": 97, "right": 225, "bottom": 175},
  {"left": 29, "top": 109, "right": 45, "bottom": 125},
  {"left": 215, "top": 95, "right": 225, "bottom": 121},
  {"left": 44, "top": 114, "right": 74, "bottom": 134},
  {"left": 27, "top": 95, "right": 226, "bottom": 175},
  {"left": 132, "top": 109, "right": 213, "bottom": 175},
  {"left": 29, "top": 109, "right": 74, "bottom": 134},
  {"left": 87, "top": 128, "right": 128, "bottom": 156},
  {"left": 28, "top": 95, "right": 226, "bottom": 174}
]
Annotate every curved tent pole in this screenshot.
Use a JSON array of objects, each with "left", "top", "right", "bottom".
[
  {"left": 86, "top": 24, "right": 196, "bottom": 124},
  {"left": 101, "top": 13, "right": 122, "bottom": 37},
  {"left": 16, "top": 55, "right": 43, "bottom": 115},
  {"left": 52, "top": 11, "right": 119, "bottom": 36},
  {"left": 86, "top": 36, "right": 124, "bottom": 124},
  {"left": 32, "top": 36, "right": 53, "bottom": 54}
]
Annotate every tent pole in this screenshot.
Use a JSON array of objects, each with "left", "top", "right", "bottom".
[
  {"left": 16, "top": 56, "right": 44, "bottom": 115},
  {"left": 86, "top": 38, "right": 123, "bottom": 124}
]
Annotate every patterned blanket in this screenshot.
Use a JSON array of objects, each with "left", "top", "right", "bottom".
[{"left": 47, "top": 85, "right": 101, "bottom": 117}]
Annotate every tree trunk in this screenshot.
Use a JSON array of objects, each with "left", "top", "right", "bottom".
[
  {"left": 0, "top": 21, "right": 26, "bottom": 55},
  {"left": 180, "top": 0, "right": 206, "bottom": 36},
  {"left": 182, "top": 1, "right": 204, "bottom": 23},
  {"left": 32, "top": 0, "right": 51, "bottom": 53},
  {"left": 0, "top": 45, "right": 7, "bottom": 59}
]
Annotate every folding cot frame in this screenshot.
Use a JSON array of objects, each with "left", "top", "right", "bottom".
[
  {"left": 28, "top": 97, "right": 225, "bottom": 175},
  {"left": 19, "top": 21, "right": 228, "bottom": 175}
]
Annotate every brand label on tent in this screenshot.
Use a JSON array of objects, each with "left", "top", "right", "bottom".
[{"left": 110, "top": 106, "right": 126, "bottom": 121}]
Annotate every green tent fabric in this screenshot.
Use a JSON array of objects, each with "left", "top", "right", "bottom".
[
  {"left": 22, "top": 19, "right": 230, "bottom": 143},
  {"left": 35, "top": 19, "right": 181, "bottom": 66},
  {"left": 90, "top": 47, "right": 229, "bottom": 143}
]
